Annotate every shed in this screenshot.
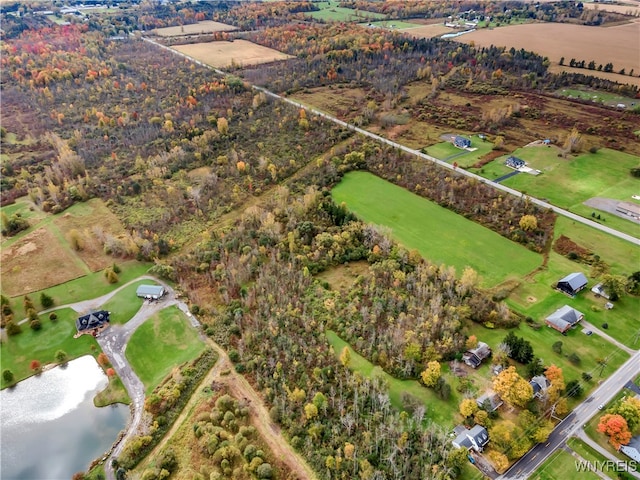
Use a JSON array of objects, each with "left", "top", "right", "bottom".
[
  {"left": 136, "top": 284, "right": 165, "bottom": 299},
  {"left": 556, "top": 272, "right": 588, "bottom": 296}
]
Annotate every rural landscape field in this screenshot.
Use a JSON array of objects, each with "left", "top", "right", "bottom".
[{"left": 1, "top": 1, "right": 639, "bottom": 480}]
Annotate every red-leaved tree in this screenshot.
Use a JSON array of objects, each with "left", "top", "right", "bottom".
[
  {"left": 30, "top": 360, "right": 41, "bottom": 372},
  {"left": 106, "top": 368, "right": 115, "bottom": 378},
  {"left": 597, "top": 414, "right": 632, "bottom": 447}
]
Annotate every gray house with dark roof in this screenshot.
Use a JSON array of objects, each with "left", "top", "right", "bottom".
[
  {"left": 462, "top": 341, "right": 492, "bottom": 368},
  {"left": 452, "top": 425, "right": 489, "bottom": 452},
  {"left": 530, "top": 375, "right": 550, "bottom": 399},
  {"left": 556, "top": 272, "right": 588, "bottom": 296},
  {"left": 453, "top": 136, "right": 472, "bottom": 149},
  {"left": 545, "top": 305, "right": 584, "bottom": 334},
  {"left": 75, "top": 310, "right": 110, "bottom": 336}
]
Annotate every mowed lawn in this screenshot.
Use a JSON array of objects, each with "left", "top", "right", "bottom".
[
  {"left": 500, "top": 148, "right": 639, "bottom": 208},
  {"left": 465, "top": 318, "right": 629, "bottom": 392},
  {"left": 99, "top": 280, "right": 159, "bottom": 325},
  {"left": 331, "top": 171, "right": 542, "bottom": 287},
  {"left": 1, "top": 307, "right": 99, "bottom": 385},
  {"left": 425, "top": 135, "right": 494, "bottom": 167},
  {"left": 126, "top": 306, "right": 207, "bottom": 395},
  {"left": 531, "top": 448, "right": 601, "bottom": 480}
]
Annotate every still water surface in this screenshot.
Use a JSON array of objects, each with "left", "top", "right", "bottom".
[{"left": 1, "top": 355, "right": 128, "bottom": 480}]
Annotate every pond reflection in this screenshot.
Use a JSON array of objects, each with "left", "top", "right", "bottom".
[{"left": 1, "top": 355, "right": 128, "bottom": 480}]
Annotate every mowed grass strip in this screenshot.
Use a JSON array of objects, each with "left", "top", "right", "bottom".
[
  {"left": 331, "top": 171, "right": 541, "bottom": 287},
  {"left": 126, "top": 305, "right": 207, "bottom": 395},
  {"left": 326, "top": 330, "right": 459, "bottom": 426},
  {"left": 1, "top": 307, "right": 99, "bottom": 385}
]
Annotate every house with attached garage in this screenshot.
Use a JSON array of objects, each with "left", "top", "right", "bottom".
[
  {"left": 75, "top": 310, "right": 110, "bottom": 337},
  {"left": 545, "top": 305, "right": 584, "bottom": 334},
  {"left": 556, "top": 272, "right": 588, "bottom": 297}
]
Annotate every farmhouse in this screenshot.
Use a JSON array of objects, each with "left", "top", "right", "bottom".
[
  {"left": 556, "top": 272, "right": 588, "bottom": 296},
  {"left": 529, "top": 375, "right": 550, "bottom": 399},
  {"left": 545, "top": 305, "right": 584, "bottom": 334},
  {"left": 462, "top": 341, "right": 492, "bottom": 368},
  {"left": 453, "top": 136, "right": 471, "bottom": 148},
  {"left": 477, "top": 391, "right": 503, "bottom": 412},
  {"left": 452, "top": 424, "right": 489, "bottom": 452},
  {"left": 136, "top": 284, "right": 165, "bottom": 300},
  {"left": 75, "top": 310, "right": 110, "bottom": 336}
]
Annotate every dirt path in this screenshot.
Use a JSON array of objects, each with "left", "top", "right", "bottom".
[{"left": 137, "top": 339, "right": 317, "bottom": 480}]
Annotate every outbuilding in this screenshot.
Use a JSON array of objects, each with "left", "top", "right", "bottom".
[
  {"left": 556, "top": 272, "right": 588, "bottom": 297},
  {"left": 136, "top": 284, "right": 165, "bottom": 300}
]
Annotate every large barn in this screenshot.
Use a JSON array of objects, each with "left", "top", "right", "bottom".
[{"left": 556, "top": 272, "right": 588, "bottom": 296}]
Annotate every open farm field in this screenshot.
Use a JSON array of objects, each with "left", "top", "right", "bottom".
[
  {"left": 331, "top": 171, "right": 542, "bottom": 287},
  {"left": 152, "top": 21, "right": 237, "bottom": 37},
  {"left": 583, "top": 1, "right": 640, "bottom": 16},
  {"left": 172, "top": 40, "right": 294, "bottom": 68},
  {"left": 457, "top": 22, "right": 640, "bottom": 79},
  {"left": 402, "top": 23, "right": 455, "bottom": 38},
  {"left": 361, "top": 20, "right": 424, "bottom": 30},
  {"left": 126, "top": 305, "right": 207, "bottom": 394},
  {"left": 306, "top": 2, "right": 386, "bottom": 22},
  {"left": 548, "top": 64, "right": 640, "bottom": 87},
  {"left": 0, "top": 307, "right": 99, "bottom": 385},
  {"left": 1, "top": 226, "right": 87, "bottom": 297}
]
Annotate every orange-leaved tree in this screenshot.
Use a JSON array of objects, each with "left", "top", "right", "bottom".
[{"left": 597, "top": 414, "right": 632, "bottom": 447}]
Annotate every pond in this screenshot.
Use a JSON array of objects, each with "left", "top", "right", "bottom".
[{"left": 1, "top": 355, "right": 129, "bottom": 480}]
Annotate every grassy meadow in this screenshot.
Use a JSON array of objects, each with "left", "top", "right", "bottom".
[
  {"left": 126, "top": 305, "right": 207, "bottom": 395},
  {"left": 331, "top": 171, "right": 542, "bottom": 287},
  {"left": 0, "top": 307, "right": 100, "bottom": 385},
  {"left": 531, "top": 448, "right": 601, "bottom": 480},
  {"left": 307, "top": 1, "right": 385, "bottom": 22}
]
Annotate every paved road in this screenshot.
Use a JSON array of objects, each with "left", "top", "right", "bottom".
[
  {"left": 144, "top": 39, "right": 640, "bottom": 247},
  {"left": 500, "top": 350, "right": 640, "bottom": 480}
]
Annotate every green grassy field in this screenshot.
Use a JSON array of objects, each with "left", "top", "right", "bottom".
[
  {"left": 465, "top": 318, "right": 629, "bottom": 393},
  {"left": 5, "top": 260, "right": 151, "bottom": 322},
  {"left": 0, "top": 307, "right": 100, "bottom": 385},
  {"left": 126, "top": 305, "right": 207, "bottom": 395},
  {"left": 331, "top": 171, "right": 542, "bottom": 287},
  {"left": 530, "top": 448, "right": 601, "bottom": 480},
  {"left": 360, "top": 20, "right": 421, "bottom": 29},
  {"left": 500, "top": 147, "right": 639, "bottom": 208},
  {"left": 425, "top": 135, "right": 494, "bottom": 167},
  {"left": 99, "top": 279, "right": 160, "bottom": 325},
  {"left": 307, "top": 1, "right": 386, "bottom": 22},
  {"left": 556, "top": 88, "right": 637, "bottom": 109},
  {"left": 566, "top": 438, "right": 617, "bottom": 480},
  {"left": 326, "top": 330, "right": 461, "bottom": 426}
]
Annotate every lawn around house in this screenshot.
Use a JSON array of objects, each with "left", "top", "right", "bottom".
[
  {"left": 464, "top": 320, "right": 629, "bottom": 394},
  {"left": 425, "top": 135, "right": 494, "bottom": 167},
  {"left": 531, "top": 448, "right": 601, "bottom": 480},
  {"left": 566, "top": 438, "right": 617, "bottom": 480},
  {"left": 126, "top": 305, "right": 207, "bottom": 395},
  {"left": 331, "top": 171, "right": 542, "bottom": 287},
  {"left": 99, "top": 279, "right": 161, "bottom": 325},
  {"left": 0, "top": 307, "right": 100, "bottom": 386}
]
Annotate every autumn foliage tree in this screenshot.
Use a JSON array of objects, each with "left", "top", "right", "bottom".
[
  {"left": 459, "top": 398, "right": 479, "bottom": 418},
  {"left": 492, "top": 366, "right": 533, "bottom": 408},
  {"left": 420, "top": 360, "right": 442, "bottom": 388},
  {"left": 597, "top": 414, "right": 632, "bottom": 447}
]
